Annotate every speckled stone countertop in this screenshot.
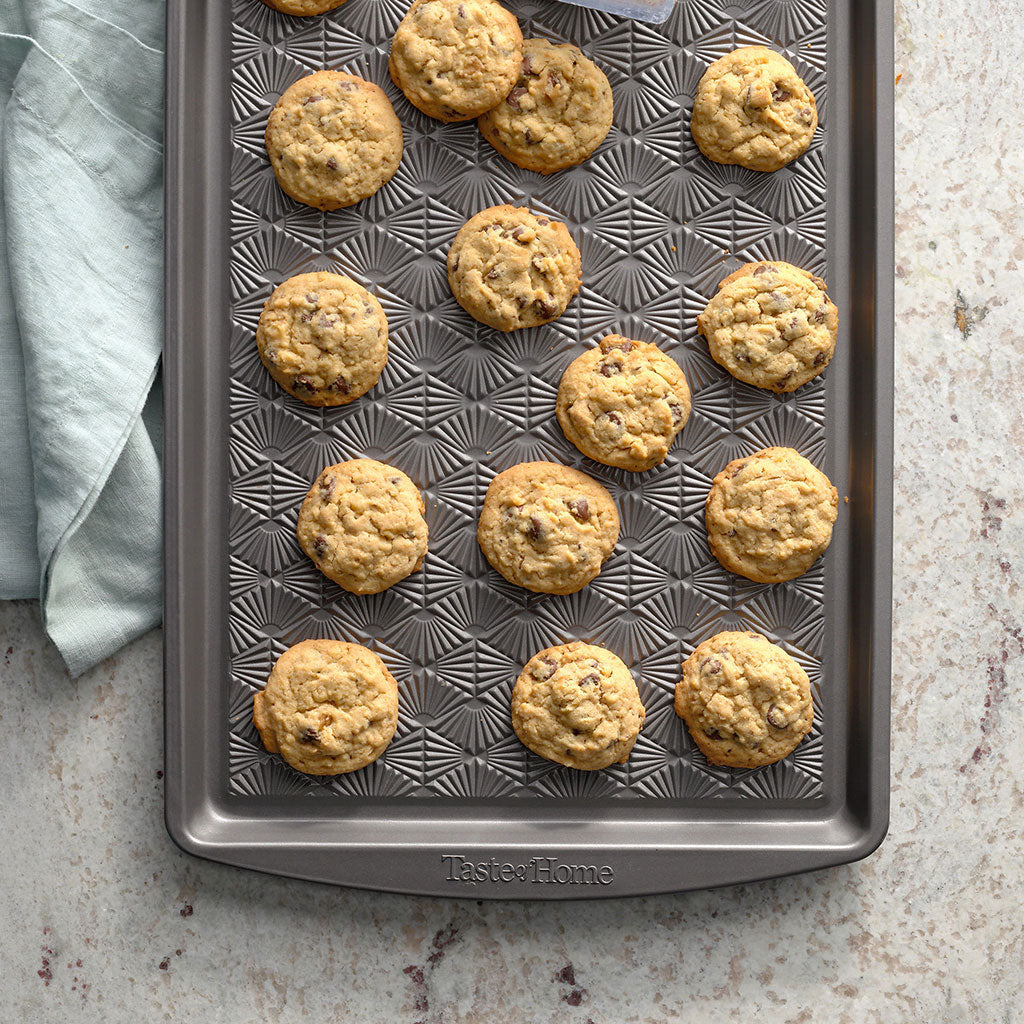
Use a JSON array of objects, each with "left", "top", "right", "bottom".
[{"left": 2, "top": 1, "right": 1022, "bottom": 1020}]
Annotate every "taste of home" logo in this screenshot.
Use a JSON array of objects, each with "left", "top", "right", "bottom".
[{"left": 441, "top": 854, "right": 614, "bottom": 886}]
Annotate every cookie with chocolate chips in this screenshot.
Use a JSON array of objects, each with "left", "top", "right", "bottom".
[
  {"left": 556, "top": 335, "right": 691, "bottom": 472},
  {"left": 512, "top": 642, "right": 645, "bottom": 770},
  {"left": 705, "top": 446, "right": 838, "bottom": 583},
  {"left": 261, "top": 0, "right": 347, "bottom": 14},
  {"left": 297, "top": 459, "right": 428, "bottom": 594},
  {"left": 389, "top": 0, "right": 523, "bottom": 121},
  {"left": 477, "top": 37, "right": 613, "bottom": 174},
  {"left": 256, "top": 272, "right": 388, "bottom": 406},
  {"left": 477, "top": 461, "right": 618, "bottom": 594},
  {"left": 447, "top": 205, "right": 581, "bottom": 331},
  {"left": 675, "top": 631, "right": 813, "bottom": 768},
  {"left": 253, "top": 639, "right": 399, "bottom": 776},
  {"left": 265, "top": 70, "right": 402, "bottom": 210},
  {"left": 697, "top": 260, "right": 838, "bottom": 392},
  {"left": 690, "top": 46, "right": 817, "bottom": 172}
]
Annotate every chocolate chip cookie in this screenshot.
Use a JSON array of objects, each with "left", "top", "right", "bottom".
[
  {"left": 297, "top": 459, "right": 428, "bottom": 594},
  {"left": 253, "top": 639, "right": 399, "bottom": 775},
  {"left": 676, "top": 631, "right": 813, "bottom": 768},
  {"left": 261, "top": 0, "right": 347, "bottom": 14},
  {"left": 447, "top": 205, "right": 581, "bottom": 331},
  {"left": 389, "top": 0, "right": 523, "bottom": 121},
  {"left": 697, "top": 261, "right": 838, "bottom": 392},
  {"left": 512, "top": 642, "right": 645, "bottom": 770},
  {"left": 256, "top": 272, "right": 388, "bottom": 406},
  {"left": 265, "top": 70, "right": 403, "bottom": 210},
  {"left": 556, "top": 335, "right": 691, "bottom": 472},
  {"left": 705, "top": 447, "right": 838, "bottom": 583},
  {"left": 690, "top": 46, "right": 817, "bottom": 172},
  {"left": 478, "top": 38, "right": 613, "bottom": 174},
  {"left": 477, "top": 461, "right": 618, "bottom": 594}
]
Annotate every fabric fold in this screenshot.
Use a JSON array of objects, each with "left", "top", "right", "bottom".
[
  {"left": 0, "top": 33, "right": 39, "bottom": 598},
  {"left": 0, "top": 0, "right": 165, "bottom": 675}
]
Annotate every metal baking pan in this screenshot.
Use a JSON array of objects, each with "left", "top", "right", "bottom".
[{"left": 165, "top": 0, "right": 893, "bottom": 897}]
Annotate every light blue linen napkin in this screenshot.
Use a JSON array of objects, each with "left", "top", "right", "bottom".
[{"left": 0, "top": 1, "right": 164, "bottom": 675}]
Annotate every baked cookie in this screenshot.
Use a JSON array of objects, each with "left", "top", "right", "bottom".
[
  {"left": 297, "top": 459, "right": 428, "bottom": 594},
  {"left": 261, "top": 0, "right": 347, "bottom": 14},
  {"left": 675, "top": 631, "right": 813, "bottom": 768},
  {"left": 389, "top": 0, "right": 523, "bottom": 121},
  {"left": 447, "top": 205, "right": 581, "bottom": 331},
  {"left": 705, "top": 447, "right": 838, "bottom": 583},
  {"left": 697, "top": 261, "right": 838, "bottom": 392},
  {"left": 256, "top": 272, "right": 388, "bottom": 406},
  {"left": 478, "top": 38, "right": 613, "bottom": 174},
  {"left": 265, "top": 70, "right": 403, "bottom": 210},
  {"left": 253, "top": 640, "right": 399, "bottom": 775},
  {"left": 477, "top": 461, "right": 618, "bottom": 594},
  {"left": 512, "top": 643, "right": 645, "bottom": 770},
  {"left": 690, "top": 46, "right": 817, "bottom": 172},
  {"left": 556, "top": 335, "right": 691, "bottom": 472}
]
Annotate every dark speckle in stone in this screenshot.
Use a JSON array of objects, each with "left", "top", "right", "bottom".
[{"left": 953, "top": 288, "right": 989, "bottom": 338}]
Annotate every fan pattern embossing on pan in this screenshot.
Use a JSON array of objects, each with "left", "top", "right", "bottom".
[{"left": 226, "top": 0, "right": 830, "bottom": 801}]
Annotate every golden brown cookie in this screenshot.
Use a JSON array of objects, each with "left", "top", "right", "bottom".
[
  {"left": 705, "top": 447, "right": 838, "bottom": 583},
  {"left": 477, "top": 38, "right": 613, "bottom": 174},
  {"left": 512, "top": 642, "right": 645, "bottom": 770},
  {"left": 389, "top": 0, "right": 523, "bottom": 121},
  {"left": 556, "top": 335, "right": 691, "bottom": 472},
  {"left": 690, "top": 46, "right": 817, "bottom": 172},
  {"left": 297, "top": 459, "right": 428, "bottom": 594},
  {"left": 697, "top": 261, "right": 838, "bottom": 392},
  {"left": 265, "top": 70, "right": 403, "bottom": 210},
  {"left": 253, "top": 639, "right": 399, "bottom": 775},
  {"left": 447, "top": 205, "right": 581, "bottom": 331},
  {"left": 261, "top": 0, "right": 347, "bottom": 14},
  {"left": 256, "top": 272, "right": 388, "bottom": 406},
  {"left": 675, "top": 631, "right": 813, "bottom": 768},
  {"left": 477, "top": 461, "right": 618, "bottom": 594}
]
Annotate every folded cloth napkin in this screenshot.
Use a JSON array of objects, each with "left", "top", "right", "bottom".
[{"left": 0, "top": 0, "right": 164, "bottom": 675}]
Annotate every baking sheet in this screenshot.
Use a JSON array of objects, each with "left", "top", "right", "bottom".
[{"left": 165, "top": 0, "right": 893, "bottom": 897}]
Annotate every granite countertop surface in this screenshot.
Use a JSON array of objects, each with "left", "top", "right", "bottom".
[{"left": 2, "top": 1, "right": 1022, "bottom": 1020}]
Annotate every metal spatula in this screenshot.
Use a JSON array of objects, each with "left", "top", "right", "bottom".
[{"left": 557, "top": 0, "right": 675, "bottom": 24}]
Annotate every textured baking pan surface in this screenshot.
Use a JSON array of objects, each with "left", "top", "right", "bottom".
[{"left": 165, "top": 0, "right": 894, "bottom": 897}]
